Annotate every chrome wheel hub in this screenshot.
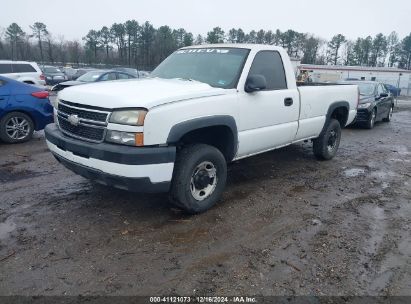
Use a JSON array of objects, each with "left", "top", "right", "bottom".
[
  {"left": 327, "top": 129, "right": 338, "bottom": 153},
  {"left": 5, "top": 117, "right": 30, "bottom": 140},
  {"left": 190, "top": 161, "right": 217, "bottom": 201}
]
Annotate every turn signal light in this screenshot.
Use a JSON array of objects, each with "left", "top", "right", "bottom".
[{"left": 135, "top": 133, "right": 144, "bottom": 146}]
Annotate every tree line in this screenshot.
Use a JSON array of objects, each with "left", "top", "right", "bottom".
[{"left": 1, "top": 21, "right": 411, "bottom": 71}]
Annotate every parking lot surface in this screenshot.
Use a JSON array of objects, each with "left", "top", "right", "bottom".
[{"left": 0, "top": 99, "right": 410, "bottom": 296}]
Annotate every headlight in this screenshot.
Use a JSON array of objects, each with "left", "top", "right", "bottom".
[
  {"left": 109, "top": 109, "right": 147, "bottom": 126},
  {"left": 106, "top": 130, "right": 144, "bottom": 146},
  {"left": 358, "top": 102, "right": 372, "bottom": 109}
]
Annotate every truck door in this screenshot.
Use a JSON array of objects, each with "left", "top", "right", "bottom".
[{"left": 236, "top": 51, "right": 299, "bottom": 157}]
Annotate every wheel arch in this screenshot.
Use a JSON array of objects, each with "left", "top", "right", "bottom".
[
  {"left": 1, "top": 109, "right": 37, "bottom": 130},
  {"left": 166, "top": 115, "right": 238, "bottom": 162},
  {"left": 320, "top": 101, "right": 350, "bottom": 135}
]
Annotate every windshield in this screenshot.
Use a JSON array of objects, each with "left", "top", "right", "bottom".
[
  {"left": 77, "top": 71, "right": 104, "bottom": 82},
  {"left": 356, "top": 83, "right": 376, "bottom": 95},
  {"left": 150, "top": 48, "right": 250, "bottom": 89},
  {"left": 44, "top": 67, "right": 61, "bottom": 73}
]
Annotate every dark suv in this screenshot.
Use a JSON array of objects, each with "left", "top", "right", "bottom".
[{"left": 42, "top": 66, "right": 67, "bottom": 85}]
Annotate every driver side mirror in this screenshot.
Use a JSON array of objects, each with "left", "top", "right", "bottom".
[
  {"left": 245, "top": 74, "right": 267, "bottom": 93},
  {"left": 379, "top": 93, "right": 388, "bottom": 98}
]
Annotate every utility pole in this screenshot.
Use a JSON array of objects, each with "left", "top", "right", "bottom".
[{"left": 396, "top": 73, "right": 402, "bottom": 106}]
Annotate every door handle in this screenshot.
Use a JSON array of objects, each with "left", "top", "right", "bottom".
[{"left": 284, "top": 97, "right": 293, "bottom": 106}]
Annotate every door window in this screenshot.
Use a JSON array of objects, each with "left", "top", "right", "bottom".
[
  {"left": 248, "top": 51, "right": 287, "bottom": 90},
  {"left": 12, "top": 64, "right": 37, "bottom": 73},
  {"left": 0, "top": 64, "right": 13, "bottom": 74},
  {"left": 117, "top": 73, "right": 131, "bottom": 79},
  {"left": 100, "top": 73, "right": 116, "bottom": 81}
]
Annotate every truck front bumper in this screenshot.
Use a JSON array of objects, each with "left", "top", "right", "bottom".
[{"left": 45, "top": 124, "right": 176, "bottom": 193}]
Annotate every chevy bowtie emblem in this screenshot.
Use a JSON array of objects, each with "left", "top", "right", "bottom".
[{"left": 67, "top": 114, "right": 80, "bottom": 126}]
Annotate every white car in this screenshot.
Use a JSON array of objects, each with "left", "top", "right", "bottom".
[
  {"left": 0, "top": 60, "right": 46, "bottom": 87},
  {"left": 45, "top": 44, "right": 359, "bottom": 213}
]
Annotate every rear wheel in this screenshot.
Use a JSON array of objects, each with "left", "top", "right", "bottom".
[
  {"left": 0, "top": 112, "right": 34, "bottom": 143},
  {"left": 366, "top": 108, "right": 377, "bottom": 129},
  {"left": 313, "top": 118, "right": 341, "bottom": 160},
  {"left": 383, "top": 105, "right": 393, "bottom": 122},
  {"left": 169, "top": 144, "right": 227, "bottom": 214}
]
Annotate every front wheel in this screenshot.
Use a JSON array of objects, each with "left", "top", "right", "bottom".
[
  {"left": 383, "top": 105, "right": 393, "bottom": 122},
  {"left": 0, "top": 112, "right": 34, "bottom": 143},
  {"left": 313, "top": 118, "right": 342, "bottom": 161},
  {"left": 169, "top": 144, "right": 227, "bottom": 214}
]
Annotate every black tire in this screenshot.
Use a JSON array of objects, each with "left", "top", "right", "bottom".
[
  {"left": 313, "top": 118, "right": 341, "bottom": 161},
  {"left": 383, "top": 105, "right": 393, "bottom": 122},
  {"left": 0, "top": 112, "right": 34, "bottom": 143},
  {"left": 365, "top": 108, "right": 377, "bottom": 129},
  {"left": 169, "top": 144, "right": 227, "bottom": 214}
]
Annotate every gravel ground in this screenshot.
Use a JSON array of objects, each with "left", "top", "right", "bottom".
[{"left": 0, "top": 99, "right": 410, "bottom": 296}]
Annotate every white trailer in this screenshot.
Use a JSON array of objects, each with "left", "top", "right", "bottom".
[{"left": 298, "top": 64, "right": 411, "bottom": 96}]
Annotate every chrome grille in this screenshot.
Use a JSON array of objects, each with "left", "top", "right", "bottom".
[
  {"left": 58, "top": 103, "right": 108, "bottom": 122},
  {"left": 57, "top": 101, "right": 110, "bottom": 142}
]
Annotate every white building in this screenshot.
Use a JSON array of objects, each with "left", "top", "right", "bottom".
[{"left": 298, "top": 64, "right": 411, "bottom": 96}]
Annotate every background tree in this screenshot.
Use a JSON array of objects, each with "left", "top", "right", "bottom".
[
  {"left": 125, "top": 20, "right": 139, "bottom": 66},
  {"left": 194, "top": 34, "right": 204, "bottom": 45},
  {"left": 264, "top": 30, "right": 275, "bottom": 44},
  {"left": 387, "top": 31, "right": 400, "bottom": 67},
  {"left": 206, "top": 27, "right": 225, "bottom": 44},
  {"left": 341, "top": 40, "right": 354, "bottom": 65},
  {"left": 256, "top": 30, "right": 265, "bottom": 44},
  {"left": 83, "top": 30, "right": 101, "bottom": 63},
  {"left": 302, "top": 36, "right": 321, "bottom": 64},
  {"left": 111, "top": 23, "right": 126, "bottom": 64},
  {"left": 99, "top": 26, "right": 112, "bottom": 62},
  {"left": 5, "top": 23, "right": 25, "bottom": 60},
  {"left": 370, "top": 33, "right": 387, "bottom": 66},
  {"left": 67, "top": 40, "right": 81, "bottom": 65},
  {"left": 399, "top": 33, "right": 411, "bottom": 69},
  {"left": 30, "top": 22, "right": 48, "bottom": 63},
  {"left": 183, "top": 32, "right": 193, "bottom": 46},
  {"left": 156, "top": 25, "right": 176, "bottom": 62},
  {"left": 1, "top": 21, "right": 410, "bottom": 72},
  {"left": 46, "top": 34, "right": 54, "bottom": 63},
  {"left": 227, "top": 28, "right": 237, "bottom": 43},
  {"left": 327, "top": 34, "right": 346, "bottom": 65},
  {"left": 140, "top": 21, "right": 155, "bottom": 69}
]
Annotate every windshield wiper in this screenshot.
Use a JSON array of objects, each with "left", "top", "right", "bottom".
[{"left": 175, "top": 77, "right": 196, "bottom": 82}]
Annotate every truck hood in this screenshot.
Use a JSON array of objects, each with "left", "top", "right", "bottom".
[{"left": 58, "top": 78, "right": 228, "bottom": 109}]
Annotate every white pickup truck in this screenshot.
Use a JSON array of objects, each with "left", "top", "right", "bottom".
[{"left": 45, "top": 44, "right": 358, "bottom": 213}]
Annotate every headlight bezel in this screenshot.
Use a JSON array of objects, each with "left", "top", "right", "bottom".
[
  {"left": 51, "top": 96, "right": 60, "bottom": 109},
  {"left": 105, "top": 130, "right": 144, "bottom": 146},
  {"left": 357, "top": 102, "right": 372, "bottom": 109},
  {"left": 109, "top": 109, "right": 147, "bottom": 126}
]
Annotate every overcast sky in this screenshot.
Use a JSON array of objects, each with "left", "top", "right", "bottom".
[{"left": 2, "top": 0, "right": 410, "bottom": 41}]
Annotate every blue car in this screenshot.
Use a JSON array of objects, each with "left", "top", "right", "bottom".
[
  {"left": 0, "top": 76, "right": 53, "bottom": 143},
  {"left": 384, "top": 84, "right": 401, "bottom": 97}
]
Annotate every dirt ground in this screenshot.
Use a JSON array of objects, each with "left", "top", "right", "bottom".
[{"left": 0, "top": 99, "right": 410, "bottom": 297}]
